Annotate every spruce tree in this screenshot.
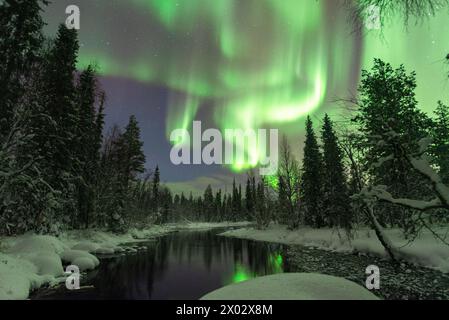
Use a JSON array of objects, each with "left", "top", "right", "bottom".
[
  {"left": 254, "top": 179, "right": 270, "bottom": 229},
  {"left": 41, "top": 24, "right": 79, "bottom": 180},
  {"left": 121, "top": 115, "right": 146, "bottom": 186},
  {"left": 353, "top": 59, "right": 432, "bottom": 228},
  {"left": 203, "top": 185, "right": 214, "bottom": 222},
  {"left": 321, "top": 114, "right": 353, "bottom": 229},
  {"left": 231, "top": 178, "right": 239, "bottom": 221},
  {"left": 245, "top": 178, "right": 254, "bottom": 219},
  {"left": 215, "top": 189, "right": 222, "bottom": 221},
  {"left": 0, "top": 0, "right": 48, "bottom": 134},
  {"left": 152, "top": 165, "right": 160, "bottom": 214},
  {"left": 301, "top": 116, "right": 325, "bottom": 228},
  {"left": 76, "top": 65, "right": 99, "bottom": 228}
]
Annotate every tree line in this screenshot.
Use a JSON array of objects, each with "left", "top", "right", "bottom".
[{"left": 186, "top": 58, "right": 449, "bottom": 248}]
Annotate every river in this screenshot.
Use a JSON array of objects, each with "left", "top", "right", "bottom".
[{"left": 33, "top": 228, "right": 288, "bottom": 300}]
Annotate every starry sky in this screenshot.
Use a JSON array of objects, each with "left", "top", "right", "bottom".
[{"left": 41, "top": 0, "right": 449, "bottom": 195}]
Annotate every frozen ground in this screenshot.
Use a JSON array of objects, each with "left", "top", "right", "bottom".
[
  {"left": 285, "top": 245, "right": 449, "bottom": 300},
  {"left": 0, "top": 222, "right": 250, "bottom": 300},
  {"left": 220, "top": 224, "right": 449, "bottom": 273},
  {"left": 201, "top": 273, "right": 379, "bottom": 300}
]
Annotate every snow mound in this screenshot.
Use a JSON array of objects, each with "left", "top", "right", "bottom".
[
  {"left": 25, "top": 252, "right": 64, "bottom": 276},
  {"left": 72, "top": 241, "right": 100, "bottom": 253},
  {"left": 7, "top": 235, "right": 67, "bottom": 255},
  {"left": 71, "top": 241, "right": 119, "bottom": 255},
  {"left": 61, "top": 250, "right": 100, "bottom": 271},
  {"left": 5, "top": 235, "right": 66, "bottom": 279},
  {"left": 0, "top": 253, "right": 53, "bottom": 300},
  {"left": 95, "top": 247, "right": 116, "bottom": 254},
  {"left": 201, "top": 273, "right": 379, "bottom": 300},
  {"left": 72, "top": 257, "right": 96, "bottom": 271}
]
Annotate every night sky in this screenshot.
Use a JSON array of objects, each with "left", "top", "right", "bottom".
[{"left": 41, "top": 0, "right": 449, "bottom": 195}]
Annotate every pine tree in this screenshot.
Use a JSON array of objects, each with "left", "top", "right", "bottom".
[
  {"left": 215, "top": 189, "right": 222, "bottom": 221},
  {"left": 254, "top": 179, "right": 270, "bottom": 229},
  {"left": 226, "top": 193, "right": 232, "bottom": 221},
  {"left": 431, "top": 101, "right": 449, "bottom": 184},
  {"left": 245, "top": 178, "right": 254, "bottom": 219},
  {"left": 97, "top": 125, "right": 127, "bottom": 231},
  {"left": 121, "top": 115, "right": 146, "bottom": 186},
  {"left": 0, "top": 0, "right": 48, "bottom": 135},
  {"left": 76, "top": 65, "right": 100, "bottom": 228},
  {"left": 33, "top": 24, "right": 80, "bottom": 226},
  {"left": 321, "top": 114, "right": 353, "bottom": 230},
  {"left": 152, "top": 165, "right": 160, "bottom": 214},
  {"left": 353, "top": 59, "right": 432, "bottom": 229},
  {"left": 301, "top": 116, "right": 325, "bottom": 228},
  {"left": 41, "top": 24, "right": 79, "bottom": 181},
  {"left": 231, "top": 178, "right": 239, "bottom": 221},
  {"left": 159, "top": 187, "right": 172, "bottom": 224},
  {"left": 203, "top": 185, "right": 214, "bottom": 222}
]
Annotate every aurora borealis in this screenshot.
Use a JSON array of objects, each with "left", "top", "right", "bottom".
[{"left": 42, "top": 0, "right": 449, "bottom": 190}]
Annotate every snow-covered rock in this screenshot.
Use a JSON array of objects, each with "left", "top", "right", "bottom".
[
  {"left": 201, "top": 273, "right": 379, "bottom": 300},
  {"left": 7, "top": 235, "right": 67, "bottom": 255},
  {"left": 95, "top": 247, "right": 115, "bottom": 254},
  {"left": 0, "top": 253, "right": 54, "bottom": 300},
  {"left": 72, "top": 241, "right": 100, "bottom": 253},
  {"left": 61, "top": 250, "right": 100, "bottom": 271},
  {"left": 25, "top": 252, "right": 64, "bottom": 276}
]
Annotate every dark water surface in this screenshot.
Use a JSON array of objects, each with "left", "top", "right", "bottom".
[{"left": 34, "top": 228, "right": 288, "bottom": 300}]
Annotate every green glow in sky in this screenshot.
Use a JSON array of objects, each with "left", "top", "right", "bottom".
[
  {"left": 69, "top": 0, "right": 449, "bottom": 173},
  {"left": 362, "top": 10, "right": 449, "bottom": 112}
]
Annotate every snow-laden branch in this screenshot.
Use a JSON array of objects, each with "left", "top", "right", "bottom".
[
  {"left": 407, "top": 156, "right": 449, "bottom": 209},
  {"left": 360, "top": 135, "right": 449, "bottom": 211},
  {"left": 361, "top": 185, "right": 443, "bottom": 211}
]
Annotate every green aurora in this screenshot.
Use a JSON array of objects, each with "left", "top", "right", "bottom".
[
  {"left": 231, "top": 252, "right": 284, "bottom": 284},
  {"left": 59, "top": 0, "right": 448, "bottom": 173}
]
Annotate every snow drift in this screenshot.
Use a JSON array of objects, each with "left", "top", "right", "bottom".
[{"left": 201, "top": 273, "right": 379, "bottom": 300}]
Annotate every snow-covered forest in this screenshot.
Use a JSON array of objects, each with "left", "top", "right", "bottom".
[{"left": 1, "top": 0, "right": 449, "bottom": 301}]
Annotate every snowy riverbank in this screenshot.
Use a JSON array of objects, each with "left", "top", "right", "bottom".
[
  {"left": 201, "top": 273, "right": 379, "bottom": 300},
  {"left": 0, "top": 222, "right": 250, "bottom": 300},
  {"left": 220, "top": 225, "right": 449, "bottom": 273}
]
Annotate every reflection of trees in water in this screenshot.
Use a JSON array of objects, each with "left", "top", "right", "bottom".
[
  {"left": 168, "top": 230, "right": 227, "bottom": 271},
  {"left": 89, "top": 230, "right": 289, "bottom": 299},
  {"left": 165, "top": 230, "right": 287, "bottom": 282},
  {"left": 228, "top": 240, "right": 287, "bottom": 284},
  {"left": 91, "top": 241, "right": 169, "bottom": 299}
]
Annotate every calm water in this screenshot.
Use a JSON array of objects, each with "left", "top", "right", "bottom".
[{"left": 34, "top": 228, "right": 288, "bottom": 300}]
